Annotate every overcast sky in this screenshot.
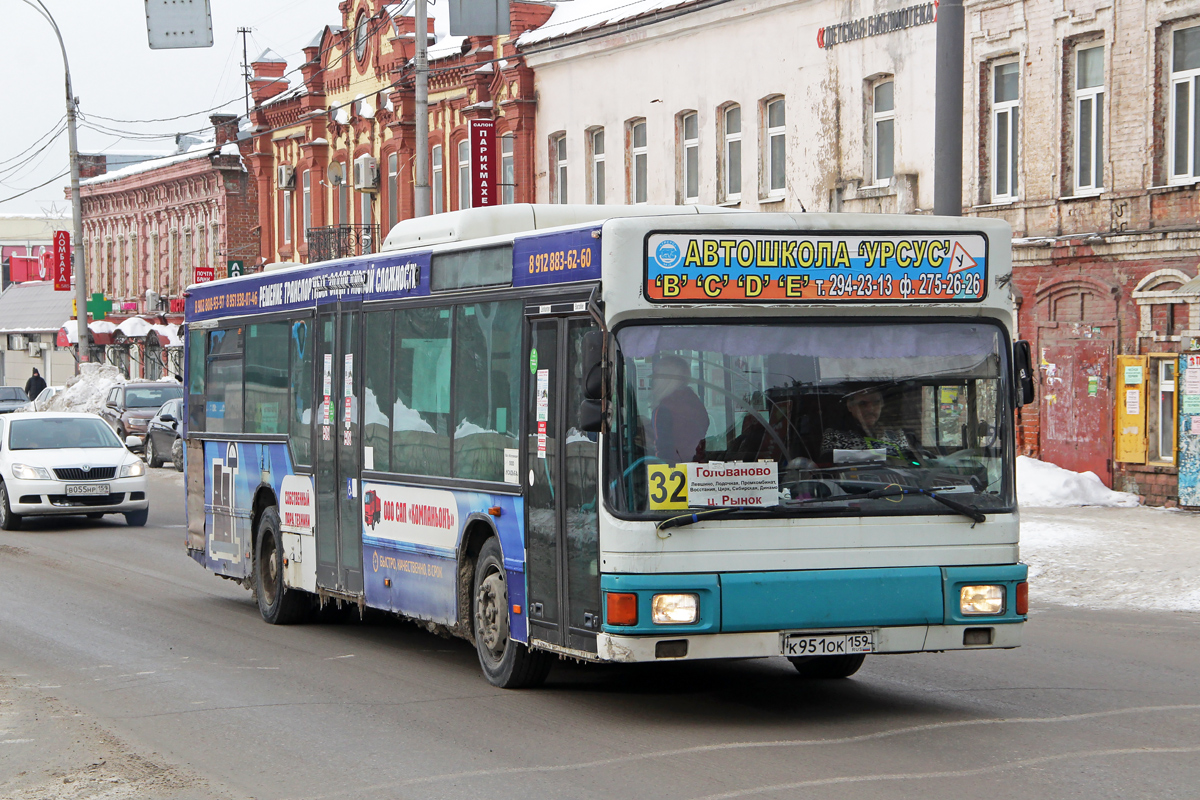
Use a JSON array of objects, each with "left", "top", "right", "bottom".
[{"left": 0, "top": 0, "right": 446, "bottom": 216}]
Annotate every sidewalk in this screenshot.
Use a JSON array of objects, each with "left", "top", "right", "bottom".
[{"left": 1022, "top": 506, "right": 1200, "bottom": 613}]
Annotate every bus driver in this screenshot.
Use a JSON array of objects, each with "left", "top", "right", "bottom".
[{"left": 650, "top": 355, "right": 709, "bottom": 464}]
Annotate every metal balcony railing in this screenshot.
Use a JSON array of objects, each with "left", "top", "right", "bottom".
[{"left": 306, "top": 224, "right": 382, "bottom": 262}]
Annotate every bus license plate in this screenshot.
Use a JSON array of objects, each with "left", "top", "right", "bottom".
[
  {"left": 781, "top": 632, "right": 874, "bottom": 657},
  {"left": 66, "top": 484, "right": 110, "bottom": 496}
]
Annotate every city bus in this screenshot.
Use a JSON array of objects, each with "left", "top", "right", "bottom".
[{"left": 183, "top": 205, "right": 1032, "bottom": 688}]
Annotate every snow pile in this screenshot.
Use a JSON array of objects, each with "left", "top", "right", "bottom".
[
  {"left": 45, "top": 363, "right": 125, "bottom": 415},
  {"left": 1021, "top": 507, "right": 1200, "bottom": 612},
  {"left": 519, "top": 0, "right": 701, "bottom": 46},
  {"left": 1017, "top": 456, "right": 1140, "bottom": 508}
]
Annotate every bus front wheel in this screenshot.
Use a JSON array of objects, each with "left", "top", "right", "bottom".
[
  {"left": 255, "top": 507, "right": 308, "bottom": 625},
  {"left": 788, "top": 653, "right": 866, "bottom": 679},
  {"left": 472, "top": 537, "right": 550, "bottom": 689}
]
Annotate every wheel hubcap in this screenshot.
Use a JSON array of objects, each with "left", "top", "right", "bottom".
[{"left": 476, "top": 567, "right": 508, "bottom": 657}]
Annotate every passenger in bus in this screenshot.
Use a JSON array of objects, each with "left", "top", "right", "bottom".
[
  {"left": 650, "top": 355, "right": 709, "bottom": 464},
  {"left": 821, "top": 387, "right": 912, "bottom": 460}
]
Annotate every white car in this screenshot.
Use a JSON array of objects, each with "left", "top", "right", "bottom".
[{"left": 0, "top": 412, "right": 149, "bottom": 529}]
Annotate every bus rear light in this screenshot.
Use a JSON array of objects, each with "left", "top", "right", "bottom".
[
  {"left": 606, "top": 592, "right": 638, "bottom": 626},
  {"left": 1016, "top": 581, "right": 1028, "bottom": 615}
]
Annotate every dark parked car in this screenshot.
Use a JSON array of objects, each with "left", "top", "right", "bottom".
[
  {"left": 0, "top": 386, "right": 29, "bottom": 414},
  {"left": 144, "top": 398, "right": 184, "bottom": 471},
  {"left": 100, "top": 383, "right": 184, "bottom": 452}
]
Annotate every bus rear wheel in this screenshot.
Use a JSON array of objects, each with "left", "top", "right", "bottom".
[
  {"left": 255, "top": 507, "right": 308, "bottom": 625},
  {"left": 788, "top": 653, "right": 866, "bottom": 679},
  {"left": 473, "top": 537, "right": 550, "bottom": 689}
]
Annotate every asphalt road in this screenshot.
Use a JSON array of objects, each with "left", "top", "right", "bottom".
[{"left": 1, "top": 468, "right": 1198, "bottom": 800}]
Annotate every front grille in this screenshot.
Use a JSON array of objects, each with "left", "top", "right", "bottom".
[
  {"left": 53, "top": 467, "right": 117, "bottom": 481},
  {"left": 48, "top": 493, "right": 125, "bottom": 507}
]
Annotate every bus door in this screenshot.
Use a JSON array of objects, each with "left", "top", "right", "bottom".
[
  {"left": 314, "top": 304, "right": 365, "bottom": 596},
  {"left": 525, "top": 311, "right": 601, "bottom": 653}
]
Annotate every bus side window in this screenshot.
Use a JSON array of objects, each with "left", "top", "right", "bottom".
[
  {"left": 362, "top": 311, "right": 393, "bottom": 472},
  {"left": 289, "top": 320, "right": 313, "bottom": 466},
  {"left": 188, "top": 329, "right": 206, "bottom": 432},
  {"left": 246, "top": 322, "right": 291, "bottom": 437}
]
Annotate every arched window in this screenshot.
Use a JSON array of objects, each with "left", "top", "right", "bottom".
[{"left": 355, "top": 11, "right": 369, "bottom": 62}]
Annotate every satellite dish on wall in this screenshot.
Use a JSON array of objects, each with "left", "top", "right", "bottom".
[{"left": 328, "top": 161, "right": 344, "bottom": 186}]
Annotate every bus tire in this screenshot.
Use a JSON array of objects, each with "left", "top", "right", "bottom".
[
  {"left": 788, "top": 653, "right": 866, "bottom": 679},
  {"left": 0, "top": 483, "right": 21, "bottom": 531},
  {"left": 473, "top": 537, "right": 550, "bottom": 689},
  {"left": 255, "top": 507, "right": 307, "bottom": 625}
]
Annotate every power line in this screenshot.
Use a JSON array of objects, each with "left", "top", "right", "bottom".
[
  {"left": 0, "top": 171, "right": 71, "bottom": 206},
  {"left": 0, "top": 117, "right": 66, "bottom": 168}
]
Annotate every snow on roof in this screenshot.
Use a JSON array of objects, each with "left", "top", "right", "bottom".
[
  {"left": 428, "top": 34, "right": 467, "bottom": 61},
  {"left": 0, "top": 282, "right": 74, "bottom": 334},
  {"left": 79, "top": 142, "right": 221, "bottom": 188},
  {"left": 255, "top": 47, "right": 287, "bottom": 63},
  {"left": 518, "top": 0, "right": 703, "bottom": 46}
]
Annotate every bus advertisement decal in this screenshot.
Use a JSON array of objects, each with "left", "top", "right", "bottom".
[
  {"left": 186, "top": 251, "right": 431, "bottom": 321},
  {"left": 512, "top": 227, "right": 601, "bottom": 288},
  {"left": 644, "top": 232, "right": 988, "bottom": 303}
]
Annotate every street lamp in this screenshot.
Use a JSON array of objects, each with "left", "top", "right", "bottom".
[{"left": 20, "top": 0, "right": 90, "bottom": 366}]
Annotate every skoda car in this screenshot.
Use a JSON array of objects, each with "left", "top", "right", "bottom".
[{"left": 0, "top": 412, "right": 149, "bottom": 529}]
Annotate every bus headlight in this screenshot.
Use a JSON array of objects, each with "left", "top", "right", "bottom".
[
  {"left": 651, "top": 593, "right": 699, "bottom": 624},
  {"left": 960, "top": 585, "right": 1005, "bottom": 615}
]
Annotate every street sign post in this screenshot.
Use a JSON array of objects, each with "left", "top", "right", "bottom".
[{"left": 53, "top": 231, "right": 70, "bottom": 291}]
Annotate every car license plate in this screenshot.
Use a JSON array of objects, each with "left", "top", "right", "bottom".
[
  {"left": 66, "top": 484, "right": 110, "bottom": 496},
  {"left": 781, "top": 631, "right": 874, "bottom": 657}
]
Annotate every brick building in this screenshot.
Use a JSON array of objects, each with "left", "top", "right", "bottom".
[
  {"left": 73, "top": 115, "right": 259, "bottom": 378},
  {"left": 246, "top": 0, "right": 553, "bottom": 266},
  {"left": 965, "top": 0, "right": 1200, "bottom": 504},
  {"left": 521, "top": 0, "right": 1200, "bottom": 505}
]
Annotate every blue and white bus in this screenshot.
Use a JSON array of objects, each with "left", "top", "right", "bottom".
[{"left": 184, "top": 205, "right": 1031, "bottom": 687}]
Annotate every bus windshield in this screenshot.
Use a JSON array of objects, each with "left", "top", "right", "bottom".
[{"left": 607, "top": 321, "right": 1013, "bottom": 518}]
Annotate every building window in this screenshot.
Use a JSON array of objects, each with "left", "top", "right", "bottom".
[
  {"left": 301, "top": 170, "right": 311, "bottom": 243},
  {"left": 628, "top": 119, "right": 648, "bottom": 203},
  {"left": 681, "top": 111, "right": 699, "bottom": 203},
  {"left": 1075, "top": 46, "right": 1104, "bottom": 193},
  {"left": 992, "top": 61, "right": 1019, "bottom": 200},
  {"left": 355, "top": 11, "right": 369, "bottom": 62},
  {"left": 550, "top": 133, "right": 567, "bottom": 203},
  {"left": 282, "top": 190, "right": 292, "bottom": 244},
  {"left": 872, "top": 79, "right": 895, "bottom": 185},
  {"left": 764, "top": 97, "right": 786, "bottom": 197},
  {"left": 722, "top": 104, "right": 742, "bottom": 201},
  {"left": 500, "top": 134, "right": 515, "bottom": 204},
  {"left": 432, "top": 145, "right": 444, "bottom": 214},
  {"left": 387, "top": 152, "right": 399, "bottom": 229},
  {"left": 458, "top": 139, "right": 470, "bottom": 210},
  {"left": 1148, "top": 357, "right": 1178, "bottom": 463},
  {"left": 1171, "top": 25, "right": 1200, "bottom": 182},
  {"left": 361, "top": 191, "right": 372, "bottom": 226},
  {"left": 588, "top": 129, "right": 605, "bottom": 204}
]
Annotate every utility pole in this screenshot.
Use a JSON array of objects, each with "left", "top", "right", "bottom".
[
  {"left": 413, "top": 0, "right": 430, "bottom": 217},
  {"left": 933, "top": 0, "right": 965, "bottom": 216},
  {"left": 238, "top": 27, "right": 253, "bottom": 117},
  {"left": 22, "top": 0, "right": 89, "bottom": 367}
]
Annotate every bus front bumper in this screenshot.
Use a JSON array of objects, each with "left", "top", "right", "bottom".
[{"left": 597, "top": 622, "right": 1024, "bottom": 663}]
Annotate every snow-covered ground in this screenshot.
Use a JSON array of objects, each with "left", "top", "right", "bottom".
[{"left": 1016, "top": 456, "right": 1200, "bottom": 613}]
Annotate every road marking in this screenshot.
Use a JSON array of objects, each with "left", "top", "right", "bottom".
[{"left": 336, "top": 703, "right": 1200, "bottom": 792}]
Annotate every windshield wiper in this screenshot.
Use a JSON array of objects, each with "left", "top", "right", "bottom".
[
  {"left": 862, "top": 484, "right": 985, "bottom": 524},
  {"left": 781, "top": 483, "right": 985, "bottom": 524},
  {"left": 656, "top": 503, "right": 868, "bottom": 532}
]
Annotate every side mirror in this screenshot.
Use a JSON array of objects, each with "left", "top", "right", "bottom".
[
  {"left": 125, "top": 435, "right": 141, "bottom": 449},
  {"left": 581, "top": 330, "right": 604, "bottom": 401},
  {"left": 578, "top": 398, "right": 603, "bottom": 433},
  {"left": 160, "top": 412, "right": 176, "bottom": 423},
  {"left": 1013, "top": 340, "right": 1036, "bottom": 407}
]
